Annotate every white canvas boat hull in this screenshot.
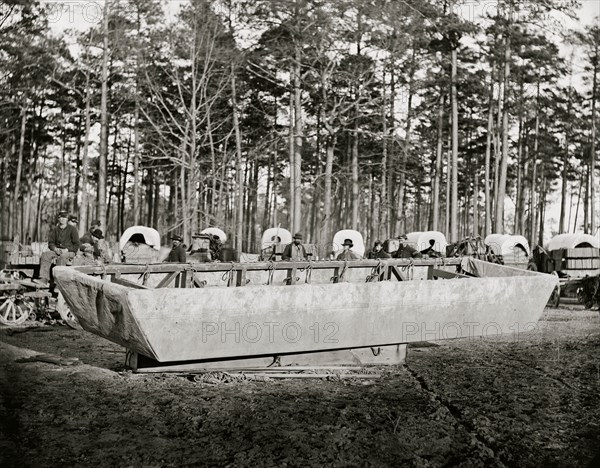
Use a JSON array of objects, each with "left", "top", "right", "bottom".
[{"left": 53, "top": 259, "right": 558, "bottom": 363}]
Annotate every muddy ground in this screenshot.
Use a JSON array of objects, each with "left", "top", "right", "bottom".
[{"left": 0, "top": 306, "right": 599, "bottom": 467}]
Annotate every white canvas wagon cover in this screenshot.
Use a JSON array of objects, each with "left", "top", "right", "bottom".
[
  {"left": 406, "top": 231, "right": 448, "bottom": 255},
  {"left": 547, "top": 233, "right": 599, "bottom": 251},
  {"left": 201, "top": 227, "right": 227, "bottom": 243},
  {"left": 332, "top": 230, "right": 365, "bottom": 258},
  {"left": 261, "top": 228, "right": 292, "bottom": 249},
  {"left": 119, "top": 226, "right": 161, "bottom": 252},
  {"left": 485, "top": 234, "right": 530, "bottom": 259}
]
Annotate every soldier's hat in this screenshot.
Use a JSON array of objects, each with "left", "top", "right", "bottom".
[
  {"left": 91, "top": 229, "right": 104, "bottom": 239},
  {"left": 68, "top": 215, "right": 78, "bottom": 222},
  {"left": 342, "top": 238, "right": 354, "bottom": 247},
  {"left": 57, "top": 210, "right": 68, "bottom": 218},
  {"left": 374, "top": 240, "right": 382, "bottom": 246},
  {"left": 293, "top": 233, "right": 303, "bottom": 240},
  {"left": 171, "top": 234, "right": 183, "bottom": 242}
]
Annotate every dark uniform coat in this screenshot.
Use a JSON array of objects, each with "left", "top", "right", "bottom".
[
  {"left": 394, "top": 244, "right": 422, "bottom": 259},
  {"left": 282, "top": 243, "right": 307, "bottom": 261},
  {"left": 166, "top": 244, "right": 187, "bottom": 263},
  {"left": 336, "top": 250, "right": 361, "bottom": 261},
  {"left": 48, "top": 224, "right": 80, "bottom": 253},
  {"left": 367, "top": 249, "right": 391, "bottom": 259}
]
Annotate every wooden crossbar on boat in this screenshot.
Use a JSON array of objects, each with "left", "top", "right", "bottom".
[{"left": 53, "top": 258, "right": 558, "bottom": 370}]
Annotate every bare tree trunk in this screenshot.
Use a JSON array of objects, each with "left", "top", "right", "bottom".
[
  {"left": 520, "top": 140, "right": 529, "bottom": 235},
  {"left": 380, "top": 71, "right": 389, "bottom": 238},
  {"left": 152, "top": 174, "right": 160, "bottom": 231},
  {"left": 97, "top": 0, "right": 111, "bottom": 230},
  {"left": 560, "top": 90, "right": 572, "bottom": 233},
  {"left": 396, "top": 50, "right": 415, "bottom": 235},
  {"left": 450, "top": 47, "right": 459, "bottom": 242},
  {"left": 590, "top": 41, "right": 598, "bottom": 234},
  {"left": 231, "top": 70, "right": 244, "bottom": 253},
  {"left": 322, "top": 136, "right": 336, "bottom": 244},
  {"left": 584, "top": 160, "right": 590, "bottom": 233},
  {"left": 263, "top": 153, "right": 272, "bottom": 230},
  {"left": 445, "top": 131, "right": 451, "bottom": 239},
  {"left": 0, "top": 152, "right": 5, "bottom": 239},
  {"left": 351, "top": 116, "right": 359, "bottom": 230},
  {"left": 133, "top": 99, "right": 140, "bottom": 226},
  {"left": 495, "top": 31, "right": 511, "bottom": 233},
  {"left": 574, "top": 171, "right": 583, "bottom": 233},
  {"left": 530, "top": 112, "right": 539, "bottom": 247},
  {"left": 79, "top": 68, "right": 93, "bottom": 235},
  {"left": 473, "top": 164, "right": 479, "bottom": 237},
  {"left": 484, "top": 83, "right": 494, "bottom": 237},
  {"left": 288, "top": 93, "right": 295, "bottom": 230},
  {"left": 515, "top": 84, "right": 524, "bottom": 233},
  {"left": 311, "top": 124, "right": 322, "bottom": 242},
  {"left": 387, "top": 71, "right": 396, "bottom": 231},
  {"left": 293, "top": 46, "right": 303, "bottom": 233},
  {"left": 538, "top": 172, "right": 546, "bottom": 245},
  {"left": 432, "top": 93, "right": 444, "bottom": 232},
  {"left": 14, "top": 101, "right": 27, "bottom": 239}
]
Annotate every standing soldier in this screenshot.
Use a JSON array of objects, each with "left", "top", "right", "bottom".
[
  {"left": 164, "top": 235, "right": 187, "bottom": 263},
  {"left": 35, "top": 210, "right": 80, "bottom": 286}
]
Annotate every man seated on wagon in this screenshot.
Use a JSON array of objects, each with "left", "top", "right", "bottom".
[
  {"left": 80, "top": 219, "right": 102, "bottom": 245},
  {"left": 164, "top": 235, "right": 187, "bottom": 263},
  {"left": 366, "top": 240, "right": 391, "bottom": 259},
  {"left": 282, "top": 233, "right": 308, "bottom": 261},
  {"left": 73, "top": 243, "right": 99, "bottom": 266},
  {"left": 35, "top": 210, "right": 80, "bottom": 286},
  {"left": 336, "top": 238, "right": 361, "bottom": 261},
  {"left": 394, "top": 234, "right": 422, "bottom": 259},
  {"left": 91, "top": 229, "right": 113, "bottom": 263}
]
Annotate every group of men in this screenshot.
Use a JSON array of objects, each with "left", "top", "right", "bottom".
[
  {"left": 35, "top": 212, "right": 108, "bottom": 286},
  {"left": 269, "top": 232, "right": 428, "bottom": 262}
]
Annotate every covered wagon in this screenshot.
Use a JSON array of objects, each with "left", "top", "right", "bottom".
[{"left": 484, "top": 234, "right": 530, "bottom": 269}]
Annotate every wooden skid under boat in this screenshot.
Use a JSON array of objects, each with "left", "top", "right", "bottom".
[{"left": 53, "top": 258, "right": 557, "bottom": 363}]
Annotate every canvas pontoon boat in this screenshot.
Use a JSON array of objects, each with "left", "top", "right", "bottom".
[{"left": 52, "top": 257, "right": 558, "bottom": 371}]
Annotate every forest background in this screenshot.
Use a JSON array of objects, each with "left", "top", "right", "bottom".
[{"left": 1, "top": 0, "right": 599, "bottom": 253}]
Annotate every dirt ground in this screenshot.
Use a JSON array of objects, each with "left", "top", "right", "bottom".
[{"left": 0, "top": 305, "right": 599, "bottom": 467}]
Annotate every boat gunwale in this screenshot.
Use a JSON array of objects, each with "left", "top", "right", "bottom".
[{"left": 69, "top": 258, "right": 464, "bottom": 276}]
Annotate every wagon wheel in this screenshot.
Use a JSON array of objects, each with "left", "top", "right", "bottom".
[
  {"left": 0, "top": 293, "right": 35, "bottom": 326},
  {"left": 548, "top": 272, "right": 561, "bottom": 308},
  {"left": 56, "top": 292, "right": 81, "bottom": 330}
]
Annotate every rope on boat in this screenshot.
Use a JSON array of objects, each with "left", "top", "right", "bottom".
[
  {"left": 99, "top": 262, "right": 107, "bottom": 280},
  {"left": 339, "top": 261, "right": 348, "bottom": 282},
  {"left": 402, "top": 259, "right": 414, "bottom": 280},
  {"left": 138, "top": 263, "right": 151, "bottom": 286},
  {"left": 299, "top": 261, "right": 313, "bottom": 284},
  {"left": 366, "top": 260, "right": 384, "bottom": 282},
  {"left": 221, "top": 262, "right": 236, "bottom": 286},
  {"left": 266, "top": 261, "right": 275, "bottom": 285}
]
